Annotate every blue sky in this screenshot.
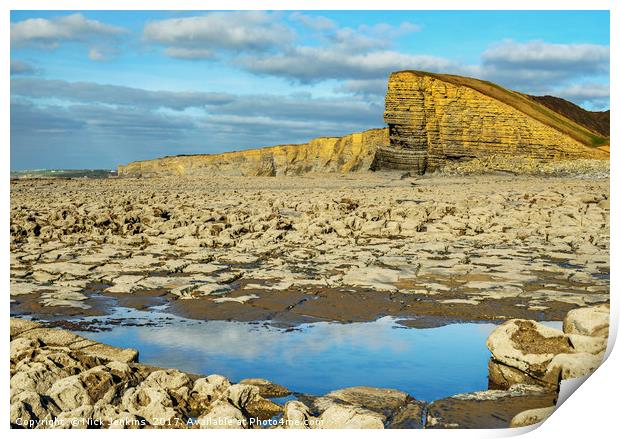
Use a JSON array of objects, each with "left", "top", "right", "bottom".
[{"left": 10, "top": 10, "right": 610, "bottom": 170}]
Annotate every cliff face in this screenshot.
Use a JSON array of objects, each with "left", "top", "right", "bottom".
[
  {"left": 118, "top": 128, "right": 387, "bottom": 177},
  {"left": 118, "top": 71, "right": 609, "bottom": 178},
  {"left": 376, "top": 71, "right": 609, "bottom": 174}
]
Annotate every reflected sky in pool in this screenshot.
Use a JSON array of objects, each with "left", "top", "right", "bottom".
[{"left": 75, "top": 308, "right": 561, "bottom": 402}]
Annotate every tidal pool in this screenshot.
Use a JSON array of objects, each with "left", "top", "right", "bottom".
[{"left": 75, "top": 307, "right": 560, "bottom": 402}]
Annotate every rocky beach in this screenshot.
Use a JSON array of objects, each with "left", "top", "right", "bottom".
[
  {"left": 9, "top": 170, "right": 611, "bottom": 429},
  {"left": 11, "top": 172, "right": 609, "bottom": 326},
  {"left": 10, "top": 302, "right": 609, "bottom": 429}
]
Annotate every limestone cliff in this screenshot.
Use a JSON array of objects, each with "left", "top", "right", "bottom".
[
  {"left": 118, "top": 71, "right": 609, "bottom": 178},
  {"left": 118, "top": 128, "right": 387, "bottom": 177},
  {"left": 375, "top": 71, "right": 609, "bottom": 174}
]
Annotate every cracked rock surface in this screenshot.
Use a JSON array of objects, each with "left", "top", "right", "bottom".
[{"left": 11, "top": 174, "right": 609, "bottom": 326}]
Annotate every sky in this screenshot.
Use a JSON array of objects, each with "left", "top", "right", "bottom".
[{"left": 10, "top": 10, "right": 610, "bottom": 170}]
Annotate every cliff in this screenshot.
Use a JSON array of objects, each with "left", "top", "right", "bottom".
[
  {"left": 375, "top": 71, "right": 609, "bottom": 174},
  {"left": 118, "top": 128, "right": 387, "bottom": 177},
  {"left": 118, "top": 71, "right": 609, "bottom": 178}
]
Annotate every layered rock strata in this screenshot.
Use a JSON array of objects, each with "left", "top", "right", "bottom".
[
  {"left": 118, "top": 129, "right": 387, "bottom": 177},
  {"left": 378, "top": 71, "right": 609, "bottom": 174}
]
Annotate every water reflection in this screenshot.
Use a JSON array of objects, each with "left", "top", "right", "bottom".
[{"left": 79, "top": 308, "right": 503, "bottom": 401}]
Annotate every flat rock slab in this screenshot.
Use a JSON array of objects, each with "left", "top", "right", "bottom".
[
  {"left": 320, "top": 386, "right": 413, "bottom": 416},
  {"left": 11, "top": 318, "right": 138, "bottom": 363},
  {"left": 301, "top": 386, "right": 425, "bottom": 428},
  {"left": 10, "top": 175, "right": 610, "bottom": 327},
  {"left": 426, "top": 387, "right": 556, "bottom": 428},
  {"left": 33, "top": 262, "right": 94, "bottom": 277}
]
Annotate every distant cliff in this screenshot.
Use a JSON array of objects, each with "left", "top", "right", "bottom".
[
  {"left": 373, "top": 71, "right": 609, "bottom": 174},
  {"left": 118, "top": 129, "right": 387, "bottom": 177},
  {"left": 118, "top": 71, "right": 609, "bottom": 178}
]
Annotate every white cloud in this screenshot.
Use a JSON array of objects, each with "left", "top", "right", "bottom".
[
  {"left": 144, "top": 11, "right": 294, "bottom": 57},
  {"left": 359, "top": 22, "right": 421, "bottom": 37},
  {"left": 88, "top": 47, "right": 118, "bottom": 62},
  {"left": 10, "top": 60, "right": 37, "bottom": 75},
  {"left": 222, "top": 16, "right": 446, "bottom": 85},
  {"left": 550, "top": 83, "right": 610, "bottom": 110},
  {"left": 483, "top": 40, "right": 609, "bottom": 69},
  {"left": 163, "top": 47, "right": 215, "bottom": 60},
  {"left": 11, "top": 13, "right": 126, "bottom": 48},
  {"left": 11, "top": 77, "right": 380, "bottom": 126},
  {"left": 146, "top": 11, "right": 426, "bottom": 85},
  {"left": 241, "top": 48, "right": 460, "bottom": 83},
  {"left": 289, "top": 12, "right": 336, "bottom": 31},
  {"left": 480, "top": 40, "right": 609, "bottom": 87},
  {"left": 336, "top": 79, "right": 388, "bottom": 97},
  {"left": 555, "top": 83, "right": 609, "bottom": 100},
  {"left": 11, "top": 78, "right": 235, "bottom": 110}
]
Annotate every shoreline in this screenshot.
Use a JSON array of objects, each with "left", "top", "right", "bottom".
[
  {"left": 10, "top": 302, "right": 609, "bottom": 429},
  {"left": 10, "top": 173, "right": 610, "bottom": 429}
]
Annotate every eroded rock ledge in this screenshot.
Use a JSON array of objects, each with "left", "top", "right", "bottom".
[
  {"left": 118, "top": 129, "right": 387, "bottom": 178},
  {"left": 376, "top": 71, "right": 609, "bottom": 175},
  {"left": 10, "top": 303, "right": 609, "bottom": 429}
]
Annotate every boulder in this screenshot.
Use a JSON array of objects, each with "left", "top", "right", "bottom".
[
  {"left": 10, "top": 317, "right": 41, "bottom": 338},
  {"left": 11, "top": 321, "right": 138, "bottom": 364},
  {"left": 509, "top": 406, "right": 555, "bottom": 428},
  {"left": 10, "top": 337, "right": 43, "bottom": 361},
  {"left": 225, "top": 383, "right": 260, "bottom": 408},
  {"left": 544, "top": 352, "right": 604, "bottom": 383},
  {"left": 142, "top": 369, "right": 191, "bottom": 391},
  {"left": 48, "top": 375, "right": 96, "bottom": 413},
  {"left": 48, "top": 366, "right": 117, "bottom": 412},
  {"left": 304, "top": 386, "right": 424, "bottom": 428},
  {"left": 318, "top": 386, "right": 412, "bottom": 417},
  {"left": 10, "top": 390, "right": 60, "bottom": 428},
  {"left": 93, "top": 404, "right": 145, "bottom": 429},
  {"left": 224, "top": 384, "right": 282, "bottom": 419},
  {"left": 121, "top": 383, "right": 183, "bottom": 426},
  {"left": 567, "top": 334, "right": 608, "bottom": 355},
  {"left": 318, "top": 405, "right": 385, "bottom": 429},
  {"left": 107, "top": 413, "right": 145, "bottom": 429},
  {"left": 282, "top": 401, "right": 316, "bottom": 429},
  {"left": 389, "top": 402, "right": 425, "bottom": 429},
  {"left": 563, "top": 304, "right": 610, "bottom": 338},
  {"left": 488, "top": 359, "right": 544, "bottom": 390},
  {"left": 190, "top": 374, "right": 231, "bottom": 411},
  {"left": 487, "top": 320, "right": 573, "bottom": 387},
  {"left": 54, "top": 405, "right": 95, "bottom": 429},
  {"left": 11, "top": 360, "right": 75, "bottom": 400},
  {"left": 238, "top": 378, "right": 290, "bottom": 398},
  {"left": 197, "top": 400, "right": 248, "bottom": 429}
]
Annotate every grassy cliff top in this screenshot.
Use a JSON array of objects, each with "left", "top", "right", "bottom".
[{"left": 391, "top": 71, "right": 608, "bottom": 149}]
